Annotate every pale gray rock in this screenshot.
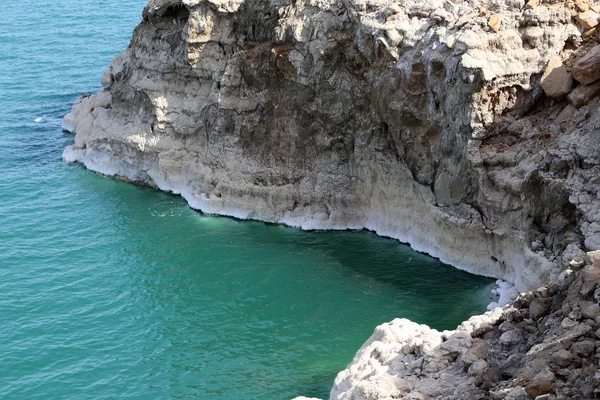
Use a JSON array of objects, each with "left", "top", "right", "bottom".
[
  {"left": 500, "top": 329, "right": 523, "bottom": 346},
  {"left": 580, "top": 301, "right": 600, "bottom": 319},
  {"left": 552, "top": 349, "right": 572, "bottom": 367},
  {"left": 60, "top": 1, "right": 600, "bottom": 399},
  {"left": 62, "top": 0, "right": 600, "bottom": 296},
  {"left": 468, "top": 359, "right": 488, "bottom": 376}
]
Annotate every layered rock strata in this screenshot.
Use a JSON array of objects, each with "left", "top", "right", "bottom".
[{"left": 326, "top": 252, "right": 600, "bottom": 400}]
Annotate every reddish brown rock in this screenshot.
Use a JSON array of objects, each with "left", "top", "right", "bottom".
[
  {"left": 526, "top": 379, "right": 554, "bottom": 398},
  {"left": 572, "top": 45, "right": 600, "bottom": 85},
  {"left": 581, "top": 264, "right": 600, "bottom": 283},
  {"left": 530, "top": 298, "right": 551, "bottom": 320}
]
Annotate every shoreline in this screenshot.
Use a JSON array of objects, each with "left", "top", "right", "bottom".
[
  {"left": 62, "top": 143, "right": 523, "bottom": 302},
  {"left": 62, "top": 143, "right": 552, "bottom": 295},
  {"left": 59, "top": 0, "right": 600, "bottom": 397}
]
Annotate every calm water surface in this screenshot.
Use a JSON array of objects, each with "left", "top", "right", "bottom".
[{"left": 0, "top": 1, "right": 494, "bottom": 398}]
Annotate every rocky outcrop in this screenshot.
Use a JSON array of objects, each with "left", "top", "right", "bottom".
[
  {"left": 325, "top": 252, "right": 600, "bottom": 400},
  {"left": 62, "top": 0, "right": 600, "bottom": 294},
  {"left": 62, "top": 0, "right": 600, "bottom": 398}
]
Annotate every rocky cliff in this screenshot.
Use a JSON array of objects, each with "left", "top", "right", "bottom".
[
  {"left": 62, "top": 0, "right": 600, "bottom": 398},
  {"left": 63, "top": 0, "right": 600, "bottom": 292}
]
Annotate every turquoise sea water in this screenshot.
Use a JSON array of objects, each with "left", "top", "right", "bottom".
[{"left": 0, "top": 1, "right": 494, "bottom": 399}]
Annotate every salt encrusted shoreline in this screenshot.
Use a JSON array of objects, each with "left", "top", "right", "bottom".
[
  {"left": 62, "top": 0, "right": 600, "bottom": 398},
  {"left": 307, "top": 253, "right": 600, "bottom": 400}
]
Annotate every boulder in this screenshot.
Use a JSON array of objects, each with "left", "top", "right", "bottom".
[
  {"left": 468, "top": 359, "right": 488, "bottom": 376},
  {"left": 561, "top": 317, "right": 577, "bottom": 329},
  {"left": 580, "top": 301, "right": 600, "bottom": 319},
  {"left": 570, "top": 340, "right": 595, "bottom": 356},
  {"left": 478, "top": 367, "right": 502, "bottom": 389},
  {"left": 541, "top": 56, "right": 573, "bottom": 97},
  {"left": 530, "top": 298, "right": 552, "bottom": 320},
  {"left": 526, "top": 380, "right": 554, "bottom": 398},
  {"left": 552, "top": 349, "right": 573, "bottom": 367},
  {"left": 505, "top": 387, "right": 530, "bottom": 400},
  {"left": 572, "top": 45, "right": 600, "bottom": 85},
  {"left": 500, "top": 353, "right": 526, "bottom": 377},
  {"left": 581, "top": 264, "right": 600, "bottom": 283},
  {"left": 568, "top": 80, "right": 600, "bottom": 108},
  {"left": 554, "top": 104, "right": 577, "bottom": 125},
  {"left": 500, "top": 330, "right": 523, "bottom": 345},
  {"left": 576, "top": 10, "right": 600, "bottom": 29}
]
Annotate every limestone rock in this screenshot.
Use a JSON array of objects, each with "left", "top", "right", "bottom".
[
  {"left": 62, "top": 0, "right": 600, "bottom": 297},
  {"left": 541, "top": 56, "right": 573, "bottom": 97},
  {"left": 572, "top": 45, "right": 600, "bottom": 84},
  {"left": 58, "top": 2, "right": 600, "bottom": 397},
  {"left": 576, "top": 10, "right": 600, "bottom": 29}
]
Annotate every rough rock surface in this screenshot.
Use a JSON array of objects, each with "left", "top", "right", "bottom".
[
  {"left": 326, "top": 256, "right": 600, "bottom": 400},
  {"left": 62, "top": 0, "right": 600, "bottom": 293},
  {"left": 61, "top": 1, "right": 600, "bottom": 398}
]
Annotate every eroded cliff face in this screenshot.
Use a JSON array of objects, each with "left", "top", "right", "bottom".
[{"left": 63, "top": 0, "right": 600, "bottom": 292}]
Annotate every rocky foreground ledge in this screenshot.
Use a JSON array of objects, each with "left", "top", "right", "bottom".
[{"left": 296, "top": 253, "right": 600, "bottom": 399}]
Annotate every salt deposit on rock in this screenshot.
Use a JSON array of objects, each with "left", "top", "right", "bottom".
[
  {"left": 323, "top": 256, "right": 600, "bottom": 400},
  {"left": 62, "top": 0, "right": 600, "bottom": 294},
  {"left": 61, "top": 0, "right": 600, "bottom": 398}
]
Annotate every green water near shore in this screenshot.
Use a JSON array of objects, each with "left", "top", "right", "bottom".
[{"left": 0, "top": 1, "right": 494, "bottom": 398}]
